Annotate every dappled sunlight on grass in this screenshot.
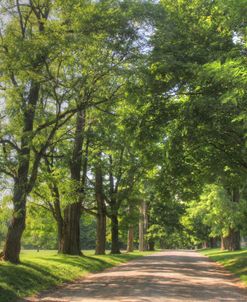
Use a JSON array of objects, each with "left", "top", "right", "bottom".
[
  {"left": 0, "top": 250, "right": 154, "bottom": 302},
  {"left": 200, "top": 248, "right": 247, "bottom": 285}
]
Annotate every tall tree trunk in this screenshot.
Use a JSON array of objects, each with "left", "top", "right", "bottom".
[
  {"left": 52, "top": 186, "right": 64, "bottom": 253},
  {"left": 139, "top": 201, "right": 148, "bottom": 251},
  {"left": 62, "top": 203, "right": 82, "bottom": 254},
  {"left": 221, "top": 236, "right": 225, "bottom": 250},
  {"left": 127, "top": 225, "right": 134, "bottom": 252},
  {"left": 96, "top": 214, "right": 106, "bottom": 255},
  {"left": 2, "top": 184, "right": 27, "bottom": 264},
  {"left": 2, "top": 81, "right": 40, "bottom": 263},
  {"left": 143, "top": 201, "right": 148, "bottom": 250},
  {"left": 139, "top": 216, "right": 144, "bottom": 252},
  {"left": 110, "top": 209, "right": 120, "bottom": 254},
  {"left": 108, "top": 154, "right": 121, "bottom": 254},
  {"left": 221, "top": 229, "right": 241, "bottom": 251},
  {"left": 95, "top": 156, "right": 106, "bottom": 255},
  {"left": 221, "top": 187, "right": 241, "bottom": 251},
  {"left": 61, "top": 110, "right": 85, "bottom": 255}
]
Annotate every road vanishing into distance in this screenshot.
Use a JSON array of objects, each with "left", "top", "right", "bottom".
[{"left": 24, "top": 250, "right": 247, "bottom": 302}]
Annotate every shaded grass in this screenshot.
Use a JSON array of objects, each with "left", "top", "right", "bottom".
[
  {"left": 0, "top": 250, "right": 155, "bottom": 302},
  {"left": 200, "top": 248, "right": 247, "bottom": 286}
]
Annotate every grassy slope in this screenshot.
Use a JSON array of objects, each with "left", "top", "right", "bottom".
[
  {"left": 200, "top": 248, "right": 247, "bottom": 286},
  {"left": 0, "top": 250, "right": 155, "bottom": 302}
]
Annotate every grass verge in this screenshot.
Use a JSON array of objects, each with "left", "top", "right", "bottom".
[
  {"left": 199, "top": 248, "right": 247, "bottom": 286},
  {"left": 0, "top": 250, "right": 155, "bottom": 302}
]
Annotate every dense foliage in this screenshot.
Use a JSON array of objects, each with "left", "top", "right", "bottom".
[{"left": 0, "top": 0, "right": 246, "bottom": 263}]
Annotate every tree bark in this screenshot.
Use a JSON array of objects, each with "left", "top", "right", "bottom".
[
  {"left": 95, "top": 156, "right": 106, "bottom": 255},
  {"left": 221, "top": 187, "right": 241, "bottom": 251},
  {"left": 221, "top": 236, "right": 225, "bottom": 250},
  {"left": 127, "top": 225, "right": 134, "bottom": 252},
  {"left": 52, "top": 186, "right": 64, "bottom": 253},
  {"left": 221, "top": 229, "right": 241, "bottom": 251},
  {"left": 108, "top": 155, "right": 121, "bottom": 254},
  {"left": 139, "top": 201, "right": 148, "bottom": 251},
  {"left": 61, "top": 110, "right": 85, "bottom": 255},
  {"left": 2, "top": 81, "right": 40, "bottom": 263},
  {"left": 61, "top": 203, "right": 82, "bottom": 254},
  {"left": 2, "top": 184, "right": 27, "bottom": 264},
  {"left": 110, "top": 211, "right": 120, "bottom": 254},
  {"left": 143, "top": 201, "right": 148, "bottom": 250},
  {"left": 96, "top": 213, "right": 106, "bottom": 255},
  {"left": 139, "top": 213, "right": 144, "bottom": 252}
]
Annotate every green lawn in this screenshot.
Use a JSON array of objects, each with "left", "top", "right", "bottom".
[
  {"left": 199, "top": 248, "right": 247, "bottom": 286},
  {"left": 0, "top": 250, "right": 155, "bottom": 302}
]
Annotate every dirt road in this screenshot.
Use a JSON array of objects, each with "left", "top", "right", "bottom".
[{"left": 25, "top": 250, "right": 247, "bottom": 302}]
